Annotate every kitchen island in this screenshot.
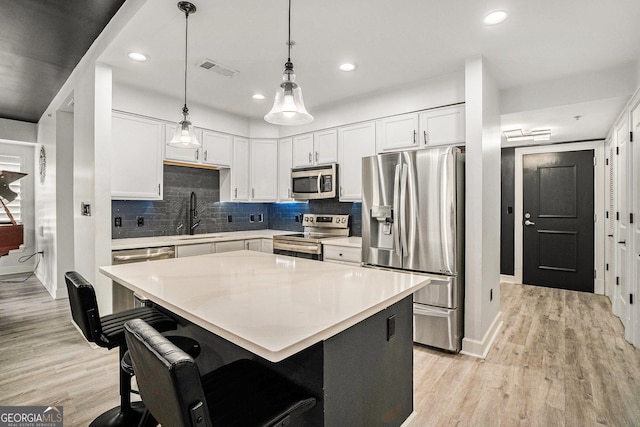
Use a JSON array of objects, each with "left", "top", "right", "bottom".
[{"left": 100, "top": 250, "right": 429, "bottom": 426}]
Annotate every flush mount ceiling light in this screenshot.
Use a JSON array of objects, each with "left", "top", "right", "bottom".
[
  {"left": 169, "top": 1, "right": 200, "bottom": 148},
  {"left": 484, "top": 10, "right": 508, "bottom": 25},
  {"left": 339, "top": 63, "right": 356, "bottom": 72},
  {"left": 503, "top": 128, "right": 551, "bottom": 142},
  {"left": 264, "top": 0, "right": 313, "bottom": 126},
  {"left": 127, "top": 52, "right": 148, "bottom": 62}
]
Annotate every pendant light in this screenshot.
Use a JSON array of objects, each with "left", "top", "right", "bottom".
[
  {"left": 264, "top": 0, "right": 313, "bottom": 126},
  {"left": 169, "top": 1, "right": 200, "bottom": 147}
]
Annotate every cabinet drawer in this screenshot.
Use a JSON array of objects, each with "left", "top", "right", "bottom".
[
  {"left": 323, "top": 245, "right": 361, "bottom": 264},
  {"left": 177, "top": 243, "right": 213, "bottom": 258}
]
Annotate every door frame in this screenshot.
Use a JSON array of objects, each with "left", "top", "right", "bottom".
[{"left": 514, "top": 141, "right": 605, "bottom": 294}]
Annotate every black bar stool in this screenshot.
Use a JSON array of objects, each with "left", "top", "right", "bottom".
[
  {"left": 65, "top": 271, "right": 180, "bottom": 427},
  {"left": 124, "top": 318, "right": 317, "bottom": 427}
]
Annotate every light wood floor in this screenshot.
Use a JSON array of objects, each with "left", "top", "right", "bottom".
[{"left": 1, "top": 276, "right": 640, "bottom": 426}]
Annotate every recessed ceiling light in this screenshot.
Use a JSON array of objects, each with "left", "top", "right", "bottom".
[
  {"left": 339, "top": 63, "right": 356, "bottom": 72},
  {"left": 128, "top": 52, "right": 148, "bottom": 62},
  {"left": 483, "top": 10, "right": 507, "bottom": 26},
  {"left": 252, "top": 93, "right": 265, "bottom": 100}
]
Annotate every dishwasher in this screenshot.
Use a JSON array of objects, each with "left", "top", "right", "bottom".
[{"left": 111, "top": 246, "right": 175, "bottom": 312}]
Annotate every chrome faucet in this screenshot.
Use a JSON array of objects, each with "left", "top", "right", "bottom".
[{"left": 189, "top": 191, "right": 200, "bottom": 234}]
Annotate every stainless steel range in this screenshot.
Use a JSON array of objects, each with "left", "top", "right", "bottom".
[{"left": 273, "top": 214, "right": 350, "bottom": 260}]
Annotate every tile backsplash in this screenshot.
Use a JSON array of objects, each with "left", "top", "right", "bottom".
[{"left": 112, "top": 165, "right": 361, "bottom": 239}]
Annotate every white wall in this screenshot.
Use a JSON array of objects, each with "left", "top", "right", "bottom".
[
  {"left": 462, "top": 57, "right": 502, "bottom": 359},
  {"left": 0, "top": 119, "right": 37, "bottom": 143},
  {"left": 0, "top": 142, "right": 36, "bottom": 275},
  {"left": 278, "top": 71, "right": 465, "bottom": 137},
  {"left": 112, "top": 83, "right": 251, "bottom": 137}
]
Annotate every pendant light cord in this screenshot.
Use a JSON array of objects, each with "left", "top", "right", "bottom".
[
  {"left": 287, "top": 0, "right": 291, "bottom": 62},
  {"left": 183, "top": 8, "right": 189, "bottom": 113}
]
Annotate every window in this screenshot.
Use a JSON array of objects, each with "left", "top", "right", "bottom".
[{"left": 0, "top": 155, "right": 22, "bottom": 223}]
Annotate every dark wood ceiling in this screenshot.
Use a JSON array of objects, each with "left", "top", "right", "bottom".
[{"left": 0, "top": 0, "right": 126, "bottom": 123}]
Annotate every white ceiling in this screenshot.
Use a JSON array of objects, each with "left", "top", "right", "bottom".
[{"left": 99, "top": 0, "right": 640, "bottom": 142}]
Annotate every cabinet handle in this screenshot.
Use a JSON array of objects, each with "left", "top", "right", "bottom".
[
  {"left": 234, "top": 188, "right": 238, "bottom": 198},
  {"left": 252, "top": 188, "right": 255, "bottom": 198},
  {"left": 204, "top": 150, "right": 208, "bottom": 161},
  {"left": 413, "top": 130, "right": 417, "bottom": 144},
  {"left": 158, "top": 184, "right": 161, "bottom": 196},
  {"left": 195, "top": 150, "right": 199, "bottom": 161},
  {"left": 423, "top": 131, "right": 428, "bottom": 144},
  {"left": 308, "top": 152, "right": 312, "bottom": 163},
  {"left": 315, "top": 151, "right": 319, "bottom": 162}
]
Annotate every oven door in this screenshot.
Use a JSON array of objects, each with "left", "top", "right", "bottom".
[
  {"left": 291, "top": 164, "right": 337, "bottom": 200},
  {"left": 273, "top": 240, "right": 323, "bottom": 261}
]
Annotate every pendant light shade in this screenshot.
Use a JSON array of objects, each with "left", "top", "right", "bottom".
[
  {"left": 264, "top": 0, "right": 313, "bottom": 126},
  {"left": 169, "top": 1, "right": 200, "bottom": 147}
]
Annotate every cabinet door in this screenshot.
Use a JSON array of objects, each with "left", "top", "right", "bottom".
[
  {"left": 261, "top": 238, "right": 274, "bottom": 253},
  {"left": 215, "top": 240, "right": 246, "bottom": 253},
  {"left": 418, "top": 105, "right": 465, "bottom": 146},
  {"left": 176, "top": 243, "right": 213, "bottom": 258},
  {"left": 378, "top": 113, "right": 419, "bottom": 151},
  {"left": 250, "top": 139, "right": 278, "bottom": 201},
  {"left": 232, "top": 137, "right": 250, "bottom": 200},
  {"left": 278, "top": 138, "right": 293, "bottom": 201},
  {"left": 164, "top": 123, "right": 201, "bottom": 163},
  {"left": 314, "top": 129, "right": 338, "bottom": 165},
  {"left": 245, "top": 239, "right": 262, "bottom": 251},
  {"left": 338, "top": 122, "right": 376, "bottom": 201},
  {"left": 292, "top": 133, "right": 314, "bottom": 167},
  {"left": 202, "top": 130, "right": 232, "bottom": 166},
  {"left": 111, "top": 113, "right": 163, "bottom": 200}
]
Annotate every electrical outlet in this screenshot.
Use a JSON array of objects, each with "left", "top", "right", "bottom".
[
  {"left": 81, "top": 203, "right": 91, "bottom": 216},
  {"left": 295, "top": 215, "right": 300, "bottom": 222},
  {"left": 250, "top": 214, "right": 255, "bottom": 223},
  {"left": 137, "top": 216, "right": 144, "bottom": 227},
  {"left": 114, "top": 217, "right": 122, "bottom": 227},
  {"left": 258, "top": 213, "right": 264, "bottom": 222},
  {"left": 227, "top": 215, "right": 233, "bottom": 223}
]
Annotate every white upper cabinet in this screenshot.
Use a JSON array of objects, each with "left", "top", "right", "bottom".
[
  {"left": 278, "top": 137, "right": 294, "bottom": 201},
  {"left": 378, "top": 104, "right": 465, "bottom": 152},
  {"left": 111, "top": 112, "right": 163, "bottom": 200},
  {"left": 231, "top": 137, "right": 250, "bottom": 201},
  {"left": 338, "top": 121, "right": 376, "bottom": 201},
  {"left": 292, "top": 129, "right": 338, "bottom": 167},
  {"left": 164, "top": 123, "right": 201, "bottom": 163},
  {"left": 201, "top": 130, "right": 232, "bottom": 167},
  {"left": 378, "top": 113, "right": 419, "bottom": 151},
  {"left": 250, "top": 139, "right": 278, "bottom": 201},
  {"left": 418, "top": 105, "right": 465, "bottom": 147}
]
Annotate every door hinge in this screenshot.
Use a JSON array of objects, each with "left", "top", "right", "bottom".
[
  {"left": 593, "top": 157, "right": 597, "bottom": 166},
  {"left": 616, "top": 276, "right": 620, "bottom": 285},
  {"left": 631, "top": 294, "right": 634, "bottom": 305},
  {"left": 594, "top": 269, "right": 597, "bottom": 279}
]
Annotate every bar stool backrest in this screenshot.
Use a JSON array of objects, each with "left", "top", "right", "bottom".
[
  {"left": 64, "top": 271, "right": 103, "bottom": 345},
  {"left": 124, "top": 318, "right": 212, "bottom": 427}
]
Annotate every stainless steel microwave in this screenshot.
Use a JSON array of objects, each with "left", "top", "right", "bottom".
[{"left": 291, "top": 164, "right": 338, "bottom": 200}]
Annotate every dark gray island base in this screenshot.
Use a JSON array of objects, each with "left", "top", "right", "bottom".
[{"left": 171, "top": 295, "right": 414, "bottom": 426}]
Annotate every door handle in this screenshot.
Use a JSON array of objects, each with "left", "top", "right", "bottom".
[{"left": 524, "top": 220, "right": 536, "bottom": 226}]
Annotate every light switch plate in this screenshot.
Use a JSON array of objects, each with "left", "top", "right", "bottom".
[{"left": 81, "top": 203, "right": 91, "bottom": 216}]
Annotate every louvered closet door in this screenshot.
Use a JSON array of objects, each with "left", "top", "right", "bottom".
[{"left": 604, "top": 140, "right": 615, "bottom": 300}]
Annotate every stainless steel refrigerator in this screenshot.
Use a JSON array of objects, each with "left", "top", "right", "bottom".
[{"left": 362, "top": 146, "right": 464, "bottom": 352}]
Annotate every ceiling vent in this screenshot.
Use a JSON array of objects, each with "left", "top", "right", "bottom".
[{"left": 199, "top": 59, "right": 238, "bottom": 78}]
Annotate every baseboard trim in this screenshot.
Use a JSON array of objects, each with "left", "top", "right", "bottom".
[
  {"left": 500, "top": 274, "right": 517, "bottom": 284},
  {"left": 461, "top": 311, "right": 503, "bottom": 359},
  {"left": 401, "top": 411, "right": 418, "bottom": 427}
]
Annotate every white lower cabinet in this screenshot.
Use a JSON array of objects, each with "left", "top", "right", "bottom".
[
  {"left": 245, "top": 239, "right": 262, "bottom": 251},
  {"left": 261, "top": 239, "right": 274, "bottom": 254},
  {"left": 323, "top": 245, "right": 361, "bottom": 265},
  {"left": 176, "top": 243, "right": 214, "bottom": 258},
  {"left": 214, "top": 240, "right": 246, "bottom": 253}
]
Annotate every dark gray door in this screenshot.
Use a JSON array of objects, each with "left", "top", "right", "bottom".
[{"left": 522, "top": 150, "right": 594, "bottom": 292}]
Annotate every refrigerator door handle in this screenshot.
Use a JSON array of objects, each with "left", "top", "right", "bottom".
[
  {"left": 393, "top": 164, "right": 402, "bottom": 257},
  {"left": 440, "top": 151, "right": 454, "bottom": 274},
  {"left": 400, "top": 163, "right": 409, "bottom": 258}
]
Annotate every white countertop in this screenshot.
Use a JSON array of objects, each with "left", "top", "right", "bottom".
[
  {"left": 100, "top": 250, "right": 428, "bottom": 362},
  {"left": 322, "top": 236, "right": 362, "bottom": 248},
  {"left": 112, "top": 229, "right": 292, "bottom": 250}
]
